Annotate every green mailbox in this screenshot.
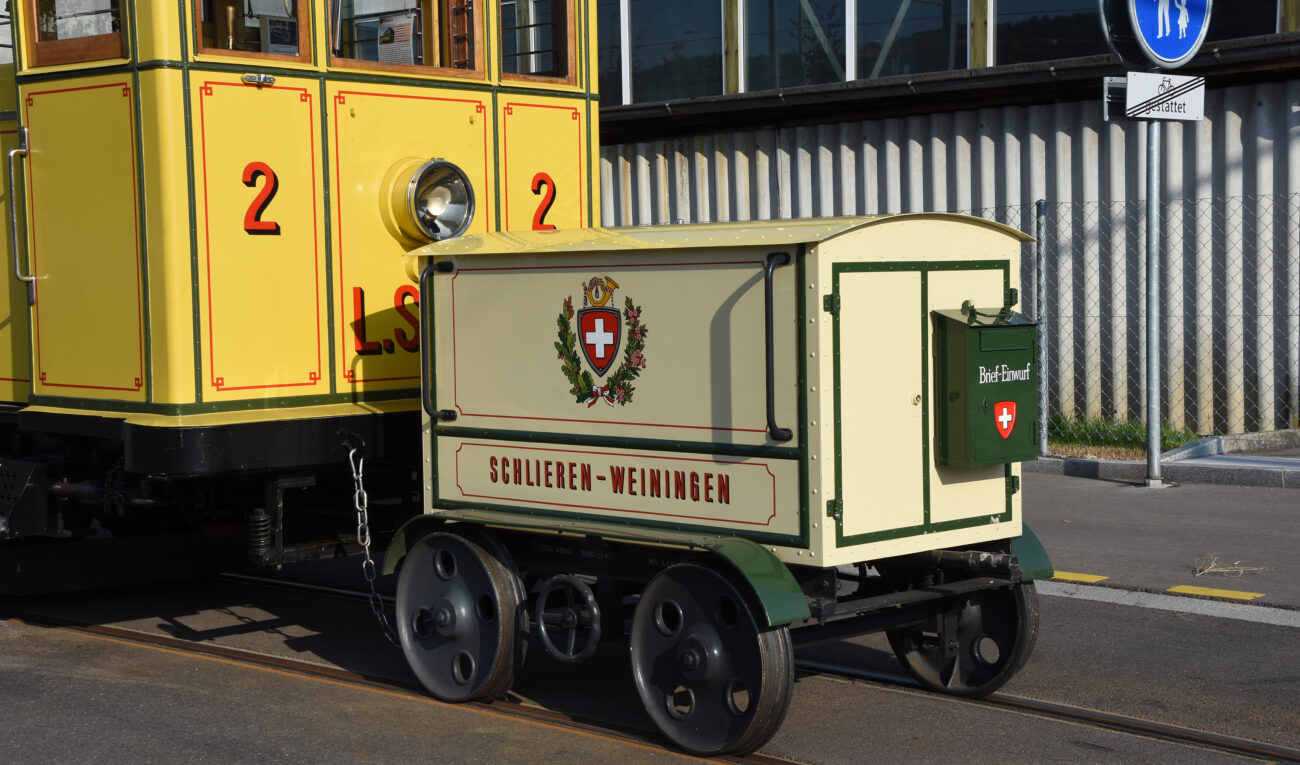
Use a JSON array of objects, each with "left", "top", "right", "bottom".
[{"left": 933, "top": 303, "right": 1039, "bottom": 467}]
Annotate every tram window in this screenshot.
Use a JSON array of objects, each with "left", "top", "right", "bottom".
[
  {"left": 24, "top": 0, "right": 126, "bottom": 66},
  {"left": 194, "top": 0, "right": 312, "bottom": 61},
  {"left": 329, "top": 0, "right": 478, "bottom": 72},
  {"left": 500, "top": 0, "right": 569, "bottom": 80}
]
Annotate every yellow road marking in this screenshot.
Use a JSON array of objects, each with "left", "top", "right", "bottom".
[
  {"left": 1051, "top": 571, "right": 1109, "bottom": 584},
  {"left": 1167, "top": 585, "right": 1265, "bottom": 601}
]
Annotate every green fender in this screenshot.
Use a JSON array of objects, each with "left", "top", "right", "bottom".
[
  {"left": 693, "top": 537, "right": 811, "bottom": 627},
  {"left": 381, "top": 514, "right": 448, "bottom": 576},
  {"left": 1011, "top": 523, "right": 1054, "bottom": 581}
]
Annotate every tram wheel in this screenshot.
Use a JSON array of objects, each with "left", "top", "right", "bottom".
[
  {"left": 630, "top": 563, "right": 794, "bottom": 756},
  {"left": 395, "top": 531, "right": 522, "bottom": 702},
  {"left": 886, "top": 580, "right": 1039, "bottom": 697}
]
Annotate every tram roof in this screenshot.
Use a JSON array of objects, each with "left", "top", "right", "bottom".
[{"left": 407, "top": 214, "right": 1031, "bottom": 259}]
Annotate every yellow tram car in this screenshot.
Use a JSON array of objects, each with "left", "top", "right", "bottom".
[{"left": 0, "top": 0, "right": 598, "bottom": 583}]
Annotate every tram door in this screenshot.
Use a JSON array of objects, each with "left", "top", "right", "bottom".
[{"left": 8, "top": 4, "right": 140, "bottom": 407}]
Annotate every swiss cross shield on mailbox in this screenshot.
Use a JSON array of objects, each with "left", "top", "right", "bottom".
[
  {"left": 578, "top": 307, "right": 622, "bottom": 376},
  {"left": 994, "top": 401, "right": 1017, "bottom": 440}
]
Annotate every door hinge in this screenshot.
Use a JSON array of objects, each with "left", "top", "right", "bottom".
[
  {"left": 826, "top": 497, "right": 842, "bottom": 520},
  {"left": 1009, "top": 475, "right": 1021, "bottom": 494},
  {"left": 822, "top": 293, "right": 839, "bottom": 314}
]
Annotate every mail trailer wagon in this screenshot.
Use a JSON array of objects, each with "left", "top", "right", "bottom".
[{"left": 387, "top": 214, "right": 1053, "bottom": 755}]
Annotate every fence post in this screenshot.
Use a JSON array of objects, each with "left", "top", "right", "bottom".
[
  {"left": 1035, "top": 199, "right": 1048, "bottom": 457},
  {"left": 1145, "top": 121, "right": 1164, "bottom": 487}
]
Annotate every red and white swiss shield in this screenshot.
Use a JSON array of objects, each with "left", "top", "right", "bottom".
[
  {"left": 994, "top": 401, "right": 1017, "bottom": 440},
  {"left": 578, "top": 307, "right": 622, "bottom": 377}
]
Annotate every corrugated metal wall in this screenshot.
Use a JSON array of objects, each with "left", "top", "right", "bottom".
[{"left": 600, "top": 80, "right": 1300, "bottom": 435}]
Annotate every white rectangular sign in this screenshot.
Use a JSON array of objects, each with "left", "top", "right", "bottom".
[{"left": 1125, "top": 72, "right": 1205, "bottom": 121}]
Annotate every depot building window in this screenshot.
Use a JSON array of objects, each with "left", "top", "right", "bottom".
[
  {"left": 330, "top": 0, "right": 480, "bottom": 73},
  {"left": 598, "top": 0, "right": 1291, "bottom": 106},
  {"left": 24, "top": 0, "right": 126, "bottom": 66},
  {"left": 195, "top": 0, "right": 313, "bottom": 62}
]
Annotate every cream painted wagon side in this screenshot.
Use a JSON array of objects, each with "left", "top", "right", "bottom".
[{"left": 385, "top": 214, "right": 1053, "bottom": 755}]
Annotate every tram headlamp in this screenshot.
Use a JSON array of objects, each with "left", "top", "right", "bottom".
[{"left": 383, "top": 158, "right": 475, "bottom": 245}]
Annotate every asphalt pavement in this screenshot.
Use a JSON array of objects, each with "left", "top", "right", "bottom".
[{"left": 1022, "top": 434, "right": 1300, "bottom": 609}]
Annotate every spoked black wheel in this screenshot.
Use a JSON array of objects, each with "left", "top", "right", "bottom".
[
  {"left": 886, "top": 581, "right": 1039, "bottom": 697},
  {"left": 395, "top": 531, "right": 522, "bottom": 702},
  {"left": 535, "top": 574, "right": 601, "bottom": 663},
  {"left": 630, "top": 564, "right": 794, "bottom": 756}
]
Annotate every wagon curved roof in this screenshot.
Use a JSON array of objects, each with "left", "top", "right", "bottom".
[{"left": 406, "top": 213, "right": 1032, "bottom": 260}]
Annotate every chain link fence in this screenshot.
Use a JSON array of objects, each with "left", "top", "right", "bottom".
[{"left": 969, "top": 196, "right": 1300, "bottom": 451}]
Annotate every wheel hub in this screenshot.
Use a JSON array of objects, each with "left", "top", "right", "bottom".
[
  {"left": 677, "top": 632, "right": 719, "bottom": 682},
  {"left": 434, "top": 598, "right": 457, "bottom": 636}
]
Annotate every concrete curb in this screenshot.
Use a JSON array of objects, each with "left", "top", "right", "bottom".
[
  {"left": 1023, "top": 451, "right": 1300, "bottom": 489},
  {"left": 1162, "top": 428, "right": 1300, "bottom": 461}
]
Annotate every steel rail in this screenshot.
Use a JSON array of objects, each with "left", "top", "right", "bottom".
[
  {"left": 0, "top": 599, "right": 786, "bottom": 765},
  {"left": 797, "top": 659, "right": 1300, "bottom": 763}
]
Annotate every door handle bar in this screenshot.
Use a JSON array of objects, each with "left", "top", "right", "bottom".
[
  {"left": 764, "top": 251, "right": 793, "bottom": 442},
  {"left": 7, "top": 127, "right": 34, "bottom": 305}
]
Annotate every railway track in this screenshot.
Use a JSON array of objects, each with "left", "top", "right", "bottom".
[
  {"left": 796, "top": 659, "right": 1300, "bottom": 764},
  {"left": 0, "top": 593, "right": 791, "bottom": 765},
  {"left": 6, "top": 573, "right": 1296, "bottom": 763},
  {"left": 225, "top": 573, "right": 1300, "bottom": 763}
]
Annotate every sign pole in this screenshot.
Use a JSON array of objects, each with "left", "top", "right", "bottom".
[
  {"left": 1145, "top": 120, "right": 1162, "bottom": 486},
  {"left": 1100, "top": 0, "right": 1211, "bottom": 487}
]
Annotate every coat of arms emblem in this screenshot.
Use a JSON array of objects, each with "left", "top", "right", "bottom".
[
  {"left": 556, "top": 276, "right": 648, "bottom": 406},
  {"left": 995, "top": 401, "right": 1017, "bottom": 439}
]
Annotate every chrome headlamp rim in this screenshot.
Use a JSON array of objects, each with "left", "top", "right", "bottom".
[{"left": 406, "top": 159, "right": 475, "bottom": 242}]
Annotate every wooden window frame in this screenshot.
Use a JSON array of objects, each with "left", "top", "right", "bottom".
[
  {"left": 192, "top": 0, "right": 315, "bottom": 65},
  {"left": 24, "top": 0, "right": 127, "bottom": 67},
  {"left": 327, "top": 0, "right": 485, "bottom": 78},
  {"left": 499, "top": 0, "right": 577, "bottom": 86}
]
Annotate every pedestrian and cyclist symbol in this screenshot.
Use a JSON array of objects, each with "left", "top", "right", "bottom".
[{"left": 1129, "top": 0, "right": 1211, "bottom": 68}]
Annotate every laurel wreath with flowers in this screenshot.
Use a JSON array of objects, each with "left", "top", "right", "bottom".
[{"left": 556, "top": 295, "right": 648, "bottom": 406}]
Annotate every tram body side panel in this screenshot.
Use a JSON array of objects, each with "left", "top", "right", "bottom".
[
  {"left": 189, "top": 71, "right": 330, "bottom": 402},
  {"left": 20, "top": 74, "right": 147, "bottom": 403},
  {"left": 327, "top": 81, "right": 495, "bottom": 393},
  {"left": 497, "top": 94, "right": 590, "bottom": 231},
  {"left": 806, "top": 218, "right": 1028, "bottom": 568},
  {"left": 140, "top": 68, "right": 198, "bottom": 404}
]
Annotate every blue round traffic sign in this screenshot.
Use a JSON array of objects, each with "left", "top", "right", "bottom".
[{"left": 1128, "top": 0, "right": 1212, "bottom": 68}]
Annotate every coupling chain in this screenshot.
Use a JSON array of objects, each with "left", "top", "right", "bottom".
[{"left": 350, "top": 447, "right": 401, "bottom": 647}]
